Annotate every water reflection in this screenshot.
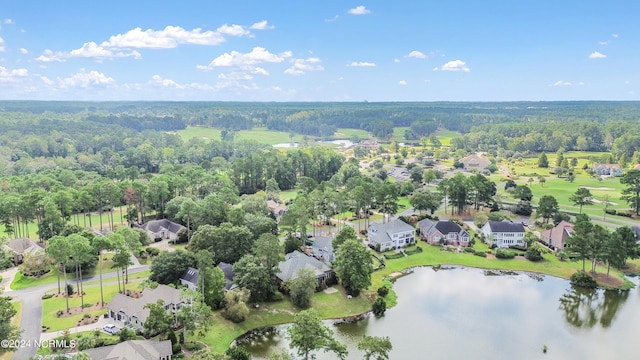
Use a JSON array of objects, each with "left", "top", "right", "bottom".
[
  {"left": 242, "top": 267, "right": 638, "bottom": 360},
  {"left": 559, "top": 287, "right": 630, "bottom": 329}
]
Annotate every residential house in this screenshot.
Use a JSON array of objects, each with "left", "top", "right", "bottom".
[
  {"left": 107, "top": 285, "right": 186, "bottom": 334},
  {"left": 267, "top": 200, "right": 287, "bottom": 219},
  {"left": 82, "top": 340, "right": 172, "bottom": 360},
  {"left": 309, "top": 236, "right": 335, "bottom": 262},
  {"left": 540, "top": 221, "right": 573, "bottom": 250},
  {"left": 358, "top": 139, "right": 380, "bottom": 150},
  {"left": 481, "top": 221, "right": 526, "bottom": 248},
  {"left": 179, "top": 267, "right": 199, "bottom": 291},
  {"left": 459, "top": 154, "right": 491, "bottom": 172},
  {"left": 418, "top": 219, "right": 471, "bottom": 247},
  {"left": 136, "top": 219, "right": 186, "bottom": 242},
  {"left": 2, "top": 238, "right": 43, "bottom": 266},
  {"left": 592, "top": 163, "right": 623, "bottom": 177},
  {"left": 368, "top": 219, "right": 416, "bottom": 252},
  {"left": 276, "top": 250, "right": 334, "bottom": 288},
  {"left": 218, "top": 262, "right": 238, "bottom": 291}
]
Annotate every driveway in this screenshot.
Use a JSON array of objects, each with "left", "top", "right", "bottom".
[{"left": 6, "top": 264, "right": 149, "bottom": 360}]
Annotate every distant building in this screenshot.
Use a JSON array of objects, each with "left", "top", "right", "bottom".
[
  {"left": 592, "top": 163, "right": 623, "bottom": 177},
  {"left": 276, "top": 250, "right": 334, "bottom": 288},
  {"left": 267, "top": 200, "right": 287, "bottom": 219},
  {"left": 540, "top": 221, "right": 573, "bottom": 250},
  {"left": 136, "top": 219, "right": 186, "bottom": 242},
  {"left": 481, "top": 221, "right": 526, "bottom": 248},
  {"left": 357, "top": 139, "right": 380, "bottom": 150},
  {"left": 418, "top": 219, "right": 470, "bottom": 247},
  {"left": 459, "top": 154, "right": 491, "bottom": 172},
  {"left": 368, "top": 219, "right": 416, "bottom": 252},
  {"left": 2, "top": 238, "right": 43, "bottom": 266}
]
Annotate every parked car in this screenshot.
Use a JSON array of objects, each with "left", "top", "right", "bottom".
[{"left": 103, "top": 324, "right": 118, "bottom": 335}]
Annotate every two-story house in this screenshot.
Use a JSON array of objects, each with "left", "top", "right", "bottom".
[
  {"left": 481, "top": 221, "right": 526, "bottom": 248},
  {"left": 540, "top": 220, "right": 573, "bottom": 250},
  {"left": 418, "top": 219, "right": 470, "bottom": 247},
  {"left": 368, "top": 219, "right": 416, "bottom": 252}
]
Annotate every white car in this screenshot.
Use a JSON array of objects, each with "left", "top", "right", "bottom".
[{"left": 103, "top": 324, "right": 118, "bottom": 335}]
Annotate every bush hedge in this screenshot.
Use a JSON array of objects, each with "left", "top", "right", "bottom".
[
  {"left": 495, "top": 248, "right": 516, "bottom": 259},
  {"left": 473, "top": 251, "right": 487, "bottom": 258},
  {"left": 570, "top": 270, "right": 597, "bottom": 289}
]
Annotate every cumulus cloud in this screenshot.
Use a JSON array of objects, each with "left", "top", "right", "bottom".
[
  {"left": 19, "top": 48, "right": 28, "bottom": 54},
  {"left": 324, "top": 15, "right": 340, "bottom": 22},
  {"left": 552, "top": 80, "right": 572, "bottom": 86},
  {"left": 250, "top": 20, "right": 274, "bottom": 30},
  {"left": 612, "top": 34, "right": 619, "bottom": 38},
  {"left": 285, "top": 57, "right": 324, "bottom": 75},
  {"left": 197, "top": 47, "right": 291, "bottom": 71},
  {"left": 439, "top": 60, "right": 470, "bottom": 72},
  {"left": 0, "top": 37, "right": 4, "bottom": 52},
  {"left": 0, "top": 66, "right": 28, "bottom": 82},
  {"left": 150, "top": 74, "right": 213, "bottom": 90},
  {"left": 399, "top": 80, "right": 407, "bottom": 85},
  {"left": 589, "top": 51, "right": 606, "bottom": 59},
  {"left": 393, "top": 58, "right": 400, "bottom": 63},
  {"left": 406, "top": 50, "right": 426, "bottom": 59},
  {"left": 59, "top": 70, "right": 114, "bottom": 88},
  {"left": 348, "top": 6, "right": 370, "bottom": 15},
  {"left": 348, "top": 61, "right": 376, "bottom": 67},
  {"left": 216, "top": 24, "right": 251, "bottom": 37},
  {"left": 3, "top": 19, "right": 13, "bottom": 25}
]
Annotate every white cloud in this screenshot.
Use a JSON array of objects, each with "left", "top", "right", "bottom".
[
  {"left": 599, "top": 41, "right": 608, "bottom": 45},
  {"left": 3, "top": 19, "right": 13, "bottom": 25},
  {"left": 399, "top": 80, "right": 407, "bottom": 85},
  {"left": 589, "top": 51, "right": 606, "bottom": 59},
  {"left": 19, "top": 48, "right": 28, "bottom": 54},
  {"left": 103, "top": 26, "right": 227, "bottom": 49},
  {"left": 59, "top": 70, "right": 114, "bottom": 88},
  {"left": 198, "top": 47, "right": 291, "bottom": 71},
  {"left": 348, "top": 6, "right": 370, "bottom": 15},
  {"left": 252, "top": 67, "right": 269, "bottom": 76},
  {"left": 393, "top": 58, "right": 400, "bottom": 63},
  {"left": 0, "top": 37, "right": 4, "bottom": 52},
  {"left": 406, "top": 50, "right": 426, "bottom": 59},
  {"left": 348, "top": 61, "right": 376, "bottom": 67},
  {"left": 612, "top": 34, "right": 619, "bottom": 38},
  {"left": 432, "top": 67, "right": 439, "bottom": 71},
  {"left": 440, "top": 60, "right": 470, "bottom": 72},
  {"left": 324, "top": 15, "right": 340, "bottom": 22},
  {"left": 0, "top": 66, "right": 28, "bottom": 82},
  {"left": 552, "top": 80, "right": 572, "bottom": 86},
  {"left": 285, "top": 57, "right": 324, "bottom": 75},
  {"left": 70, "top": 42, "right": 142, "bottom": 60},
  {"left": 250, "top": 20, "right": 274, "bottom": 30},
  {"left": 35, "top": 49, "right": 66, "bottom": 62},
  {"left": 216, "top": 24, "right": 251, "bottom": 37},
  {"left": 150, "top": 74, "right": 213, "bottom": 90},
  {"left": 578, "top": 82, "right": 585, "bottom": 86},
  {"left": 338, "top": 76, "right": 344, "bottom": 80},
  {"left": 40, "top": 76, "right": 54, "bottom": 85}
]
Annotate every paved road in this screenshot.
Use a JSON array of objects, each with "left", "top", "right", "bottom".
[{"left": 5, "top": 263, "right": 149, "bottom": 360}]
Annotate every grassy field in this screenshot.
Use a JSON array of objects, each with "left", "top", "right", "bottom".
[
  {"left": 195, "top": 286, "right": 371, "bottom": 354},
  {"left": 435, "top": 128, "right": 461, "bottom": 146},
  {"left": 177, "top": 126, "right": 307, "bottom": 145},
  {"left": 11, "top": 256, "right": 117, "bottom": 290},
  {"left": 335, "top": 128, "right": 370, "bottom": 139},
  {"left": 390, "top": 127, "right": 410, "bottom": 143},
  {"left": 41, "top": 278, "right": 145, "bottom": 332}
]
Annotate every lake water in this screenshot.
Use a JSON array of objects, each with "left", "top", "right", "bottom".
[{"left": 240, "top": 267, "right": 639, "bottom": 360}]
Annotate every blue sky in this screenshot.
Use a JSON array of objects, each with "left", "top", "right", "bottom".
[{"left": 0, "top": 1, "right": 638, "bottom": 101}]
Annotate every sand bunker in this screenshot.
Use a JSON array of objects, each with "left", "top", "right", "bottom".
[{"left": 580, "top": 186, "right": 615, "bottom": 191}]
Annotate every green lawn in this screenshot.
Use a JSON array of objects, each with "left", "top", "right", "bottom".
[
  {"left": 36, "top": 330, "right": 124, "bottom": 355},
  {"left": 177, "top": 126, "right": 306, "bottom": 145},
  {"left": 435, "top": 128, "right": 461, "bottom": 146},
  {"left": 42, "top": 278, "right": 145, "bottom": 332},
  {"left": 335, "top": 128, "right": 370, "bottom": 139},
  {"left": 390, "top": 127, "right": 410, "bottom": 142},
  {"left": 195, "top": 285, "right": 371, "bottom": 354},
  {"left": 11, "top": 256, "right": 117, "bottom": 290}
]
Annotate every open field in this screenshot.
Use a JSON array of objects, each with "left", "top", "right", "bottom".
[
  {"left": 435, "top": 128, "right": 461, "bottom": 146},
  {"left": 177, "top": 126, "right": 306, "bottom": 145},
  {"left": 335, "top": 128, "right": 370, "bottom": 139}
]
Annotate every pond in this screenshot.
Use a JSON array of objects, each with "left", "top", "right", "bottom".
[{"left": 240, "top": 267, "right": 639, "bottom": 359}]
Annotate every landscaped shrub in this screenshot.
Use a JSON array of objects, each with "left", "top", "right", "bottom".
[
  {"left": 570, "top": 271, "right": 597, "bottom": 289},
  {"left": 372, "top": 297, "right": 387, "bottom": 316},
  {"left": 463, "top": 247, "right": 475, "bottom": 253},
  {"left": 604, "top": 209, "right": 617, "bottom": 215},
  {"left": 495, "top": 248, "right": 516, "bottom": 259},
  {"left": 509, "top": 245, "right": 528, "bottom": 251},
  {"left": 405, "top": 246, "right": 423, "bottom": 255},
  {"left": 377, "top": 286, "right": 389, "bottom": 297},
  {"left": 473, "top": 251, "right": 487, "bottom": 258},
  {"left": 384, "top": 253, "right": 404, "bottom": 260},
  {"left": 42, "top": 294, "right": 53, "bottom": 299},
  {"left": 525, "top": 248, "right": 543, "bottom": 262}
]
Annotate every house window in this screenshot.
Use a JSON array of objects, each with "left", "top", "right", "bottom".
[{"left": 393, "top": 234, "right": 398, "bottom": 239}]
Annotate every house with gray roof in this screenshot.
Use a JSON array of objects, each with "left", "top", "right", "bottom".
[
  {"left": 276, "top": 250, "right": 334, "bottom": 288},
  {"left": 481, "top": 221, "right": 526, "bottom": 248},
  {"left": 459, "top": 154, "right": 491, "bottom": 172},
  {"left": 368, "top": 219, "right": 416, "bottom": 252},
  {"left": 540, "top": 220, "right": 573, "bottom": 250},
  {"left": 418, "top": 219, "right": 470, "bottom": 247},
  {"left": 310, "top": 236, "right": 335, "bottom": 262},
  {"left": 218, "top": 262, "right": 238, "bottom": 291},
  {"left": 82, "top": 340, "right": 172, "bottom": 360},
  {"left": 107, "top": 285, "right": 186, "bottom": 334},
  {"left": 179, "top": 267, "right": 199, "bottom": 291},
  {"left": 136, "top": 219, "right": 186, "bottom": 242},
  {"left": 3, "top": 238, "right": 43, "bottom": 266}
]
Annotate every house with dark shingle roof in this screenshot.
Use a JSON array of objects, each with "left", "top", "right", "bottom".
[
  {"left": 82, "top": 340, "right": 172, "bottom": 360},
  {"left": 540, "top": 221, "right": 573, "bottom": 250},
  {"left": 218, "top": 262, "right": 238, "bottom": 291},
  {"left": 367, "top": 219, "right": 416, "bottom": 252},
  {"left": 2, "top": 238, "right": 43, "bottom": 266},
  {"left": 276, "top": 250, "right": 334, "bottom": 288},
  {"left": 418, "top": 219, "right": 470, "bottom": 247},
  {"left": 310, "top": 236, "right": 335, "bottom": 262},
  {"left": 179, "top": 267, "right": 199, "bottom": 291},
  {"left": 481, "top": 221, "right": 526, "bottom": 248},
  {"left": 107, "top": 285, "right": 185, "bottom": 334},
  {"left": 135, "top": 219, "right": 186, "bottom": 242}
]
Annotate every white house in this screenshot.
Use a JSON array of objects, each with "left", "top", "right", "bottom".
[
  {"left": 368, "top": 219, "right": 416, "bottom": 252},
  {"left": 481, "top": 221, "right": 526, "bottom": 248}
]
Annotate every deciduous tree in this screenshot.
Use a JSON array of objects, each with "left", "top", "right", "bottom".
[
  {"left": 287, "top": 309, "right": 348, "bottom": 360},
  {"left": 334, "top": 239, "right": 373, "bottom": 296},
  {"left": 357, "top": 336, "right": 393, "bottom": 360}
]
